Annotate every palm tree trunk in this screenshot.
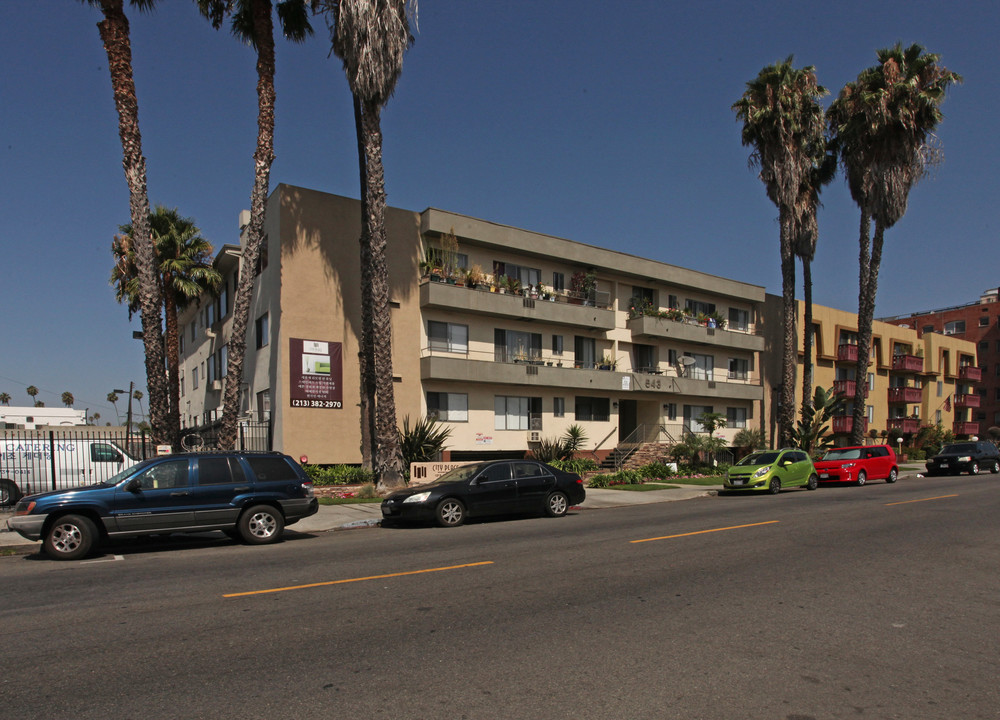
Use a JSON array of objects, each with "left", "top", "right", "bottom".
[
  {"left": 220, "top": 0, "right": 276, "bottom": 450},
  {"left": 852, "top": 211, "right": 877, "bottom": 445},
  {"left": 778, "top": 207, "right": 797, "bottom": 448},
  {"left": 96, "top": 0, "right": 169, "bottom": 443},
  {"left": 361, "top": 101, "right": 404, "bottom": 492},
  {"left": 801, "top": 257, "right": 813, "bottom": 417},
  {"left": 162, "top": 281, "right": 182, "bottom": 449},
  {"left": 354, "top": 94, "right": 375, "bottom": 470}
]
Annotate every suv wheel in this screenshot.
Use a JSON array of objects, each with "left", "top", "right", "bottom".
[
  {"left": 886, "top": 468, "right": 898, "bottom": 484},
  {"left": 238, "top": 505, "right": 285, "bottom": 544},
  {"left": 969, "top": 462, "right": 979, "bottom": 476},
  {"left": 991, "top": 462, "right": 999, "bottom": 474},
  {"left": 44, "top": 514, "right": 97, "bottom": 561}
]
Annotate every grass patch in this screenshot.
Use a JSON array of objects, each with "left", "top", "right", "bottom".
[
  {"left": 608, "top": 483, "right": 681, "bottom": 491},
  {"left": 667, "top": 476, "right": 725, "bottom": 486},
  {"left": 318, "top": 496, "right": 382, "bottom": 506}
]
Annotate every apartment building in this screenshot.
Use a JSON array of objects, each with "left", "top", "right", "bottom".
[
  {"left": 761, "top": 297, "right": 981, "bottom": 445},
  {"left": 881, "top": 288, "right": 1000, "bottom": 428},
  {"left": 177, "top": 184, "right": 766, "bottom": 464}
]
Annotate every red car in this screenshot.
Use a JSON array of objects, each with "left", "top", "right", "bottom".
[{"left": 814, "top": 445, "right": 899, "bottom": 486}]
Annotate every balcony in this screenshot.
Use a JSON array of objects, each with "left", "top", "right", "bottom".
[
  {"left": 959, "top": 365, "right": 983, "bottom": 382},
  {"left": 953, "top": 421, "right": 980, "bottom": 436},
  {"left": 954, "top": 394, "right": 981, "bottom": 409},
  {"left": 420, "top": 279, "right": 615, "bottom": 330},
  {"left": 887, "top": 386, "right": 923, "bottom": 403},
  {"left": 891, "top": 354, "right": 924, "bottom": 372},
  {"left": 837, "top": 344, "right": 858, "bottom": 362},
  {"left": 832, "top": 415, "right": 867, "bottom": 434},
  {"left": 628, "top": 314, "right": 764, "bottom": 352},
  {"left": 887, "top": 418, "right": 920, "bottom": 434},
  {"left": 833, "top": 380, "right": 868, "bottom": 398}
]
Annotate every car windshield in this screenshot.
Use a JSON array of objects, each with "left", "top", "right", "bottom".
[
  {"left": 432, "top": 463, "right": 486, "bottom": 484},
  {"left": 101, "top": 458, "right": 155, "bottom": 486},
  {"left": 821, "top": 448, "right": 862, "bottom": 461},
  {"left": 737, "top": 451, "right": 780, "bottom": 466},
  {"left": 941, "top": 443, "right": 976, "bottom": 454}
]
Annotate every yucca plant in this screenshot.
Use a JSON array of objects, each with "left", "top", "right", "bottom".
[{"left": 399, "top": 415, "right": 452, "bottom": 468}]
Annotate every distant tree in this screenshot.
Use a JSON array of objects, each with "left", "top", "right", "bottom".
[
  {"left": 107, "top": 392, "right": 121, "bottom": 422},
  {"left": 734, "top": 57, "right": 828, "bottom": 447},
  {"left": 61, "top": 392, "right": 75, "bottom": 408},
  {"left": 733, "top": 427, "right": 766, "bottom": 456},
  {"left": 828, "top": 43, "right": 961, "bottom": 444},
  {"left": 133, "top": 389, "right": 145, "bottom": 424},
  {"left": 26, "top": 386, "right": 39, "bottom": 406},
  {"left": 196, "top": 0, "right": 313, "bottom": 451},
  {"left": 0, "top": 392, "right": 10, "bottom": 406},
  {"left": 92, "top": 412, "right": 102, "bottom": 425},
  {"left": 81, "top": 0, "right": 169, "bottom": 442},
  {"left": 696, "top": 411, "right": 727, "bottom": 439}
]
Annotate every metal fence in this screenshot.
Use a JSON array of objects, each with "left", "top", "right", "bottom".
[{"left": 0, "top": 422, "right": 272, "bottom": 502}]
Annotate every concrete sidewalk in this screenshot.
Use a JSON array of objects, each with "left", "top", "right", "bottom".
[{"left": 0, "top": 485, "right": 716, "bottom": 555}]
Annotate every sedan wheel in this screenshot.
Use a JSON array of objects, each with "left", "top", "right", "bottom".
[
  {"left": 44, "top": 514, "right": 97, "bottom": 561},
  {"left": 238, "top": 504, "right": 285, "bottom": 544},
  {"left": 544, "top": 491, "right": 569, "bottom": 517},
  {"left": 856, "top": 470, "right": 867, "bottom": 487},
  {"left": 768, "top": 478, "right": 781, "bottom": 494},
  {"left": 435, "top": 498, "right": 465, "bottom": 527},
  {"left": 969, "top": 462, "right": 979, "bottom": 476},
  {"left": 886, "top": 468, "right": 898, "bottom": 484}
]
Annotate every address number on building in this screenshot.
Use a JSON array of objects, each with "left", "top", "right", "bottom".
[{"left": 291, "top": 400, "right": 342, "bottom": 409}]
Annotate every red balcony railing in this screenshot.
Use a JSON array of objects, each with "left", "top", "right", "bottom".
[
  {"left": 959, "top": 365, "right": 983, "bottom": 382},
  {"left": 837, "top": 344, "right": 859, "bottom": 362},
  {"left": 892, "top": 354, "right": 924, "bottom": 372},
  {"left": 887, "top": 418, "right": 920, "bottom": 434},
  {"left": 833, "top": 379, "right": 868, "bottom": 397},
  {"left": 832, "top": 416, "right": 867, "bottom": 434},
  {"left": 953, "top": 421, "right": 979, "bottom": 436},
  {"left": 887, "top": 386, "right": 923, "bottom": 403},
  {"left": 954, "top": 394, "right": 981, "bottom": 409}
]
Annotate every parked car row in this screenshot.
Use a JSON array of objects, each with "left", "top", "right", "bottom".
[{"left": 724, "top": 445, "right": 901, "bottom": 493}]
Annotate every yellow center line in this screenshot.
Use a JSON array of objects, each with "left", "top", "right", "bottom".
[
  {"left": 885, "top": 494, "right": 958, "bottom": 506},
  {"left": 223, "top": 561, "right": 494, "bottom": 598},
  {"left": 630, "top": 520, "right": 779, "bottom": 544}
]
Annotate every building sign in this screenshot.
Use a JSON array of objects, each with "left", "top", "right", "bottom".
[
  {"left": 289, "top": 338, "right": 343, "bottom": 409},
  {"left": 475, "top": 433, "right": 493, "bottom": 445},
  {"left": 409, "top": 461, "right": 472, "bottom": 486}
]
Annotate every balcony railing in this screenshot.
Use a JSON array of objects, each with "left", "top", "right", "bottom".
[
  {"left": 887, "top": 386, "right": 923, "bottom": 403},
  {"left": 892, "top": 354, "right": 924, "bottom": 372},
  {"left": 833, "top": 380, "right": 868, "bottom": 397},
  {"left": 832, "top": 415, "right": 867, "bottom": 434},
  {"left": 837, "top": 344, "right": 858, "bottom": 362},
  {"left": 887, "top": 418, "right": 920, "bottom": 434},
  {"left": 953, "top": 421, "right": 979, "bottom": 436},
  {"left": 954, "top": 394, "right": 981, "bottom": 409},
  {"left": 959, "top": 365, "right": 983, "bottom": 382}
]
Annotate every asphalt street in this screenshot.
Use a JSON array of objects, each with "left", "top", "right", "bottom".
[{"left": 1, "top": 472, "right": 998, "bottom": 719}]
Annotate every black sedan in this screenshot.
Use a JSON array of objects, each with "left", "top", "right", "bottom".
[
  {"left": 381, "top": 460, "right": 585, "bottom": 527},
  {"left": 925, "top": 441, "right": 1000, "bottom": 476}
]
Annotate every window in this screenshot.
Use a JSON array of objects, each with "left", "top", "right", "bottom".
[
  {"left": 980, "top": 316, "right": 989, "bottom": 327},
  {"left": 255, "top": 312, "right": 269, "bottom": 349},
  {"left": 728, "top": 308, "right": 750, "bottom": 332},
  {"left": 667, "top": 294, "right": 679, "bottom": 310},
  {"left": 179, "top": 332, "right": 184, "bottom": 355},
  {"left": 552, "top": 334, "right": 564, "bottom": 355},
  {"left": 427, "top": 392, "right": 468, "bottom": 422},
  {"left": 685, "top": 299, "right": 716, "bottom": 317},
  {"left": 684, "top": 405, "right": 714, "bottom": 432},
  {"left": 254, "top": 236, "right": 268, "bottom": 276},
  {"left": 574, "top": 336, "right": 596, "bottom": 369},
  {"left": 727, "top": 407, "right": 747, "bottom": 429},
  {"left": 190, "top": 322, "right": 196, "bottom": 342},
  {"left": 256, "top": 389, "right": 270, "bottom": 422},
  {"left": 944, "top": 320, "right": 966, "bottom": 335},
  {"left": 493, "top": 261, "right": 540, "bottom": 288},
  {"left": 180, "top": 371, "right": 185, "bottom": 398},
  {"left": 553, "top": 397, "right": 565, "bottom": 418},
  {"left": 427, "top": 247, "right": 468, "bottom": 271},
  {"left": 495, "top": 329, "right": 541, "bottom": 362},
  {"left": 192, "top": 366, "right": 199, "bottom": 390},
  {"left": 495, "top": 396, "right": 530, "bottom": 430},
  {"left": 552, "top": 272, "right": 565, "bottom": 293},
  {"left": 685, "top": 352, "right": 714, "bottom": 381},
  {"left": 247, "top": 456, "right": 298, "bottom": 483},
  {"left": 575, "top": 396, "right": 610, "bottom": 422},
  {"left": 728, "top": 358, "right": 749, "bottom": 380},
  {"left": 867, "top": 405, "right": 875, "bottom": 423},
  {"left": 90, "top": 443, "right": 123, "bottom": 463},
  {"left": 634, "top": 344, "right": 656, "bottom": 371},
  {"left": 868, "top": 373, "right": 876, "bottom": 391},
  {"left": 935, "top": 410, "right": 942, "bottom": 423},
  {"left": 137, "top": 460, "right": 189, "bottom": 490},
  {"left": 980, "top": 341, "right": 990, "bottom": 351},
  {"left": 197, "top": 457, "right": 246, "bottom": 486},
  {"left": 840, "top": 330, "right": 858, "bottom": 345},
  {"left": 428, "top": 321, "right": 469, "bottom": 353},
  {"left": 937, "top": 381, "right": 943, "bottom": 397},
  {"left": 664, "top": 403, "right": 677, "bottom": 421}
]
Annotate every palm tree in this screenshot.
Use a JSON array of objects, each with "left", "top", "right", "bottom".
[
  {"left": 133, "top": 389, "right": 146, "bottom": 425},
  {"left": 315, "top": 0, "right": 415, "bottom": 493},
  {"left": 733, "top": 57, "right": 828, "bottom": 446},
  {"left": 107, "top": 391, "right": 121, "bottom": 423},
  {"left": 828, "top": 43, "right": 961, "bottom": 444},
  {"left": 112, "top": 206, "right": 222, "bottom": 446},
  {"left": 82, "top": 0, "right": 169, "bottom": 442},
  {"left": 26, "top": 386, "right": 39, "bottom": 406},
  {"left": 92, "top": 412, "right": 102, "bottom": 425},
  {"left": 0, "top": 392, "right": 10, "bottom": 406},
  {"left": 196, "top": 0, "right": 312, "bottom": 451},
  {"left": 61, "top": 392, "right": 75, "bottom": 408}
]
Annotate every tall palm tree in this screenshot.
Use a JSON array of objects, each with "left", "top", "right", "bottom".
[
  {"left": 733, "top": 57, "right": 828, "bottom": 447},
  {"left": 61, "top": 392, "right": 75, "bottom": 408},
  {"left": 92, "top": 412, "right": 102, "bottom": 425},
  {"left": 107, "top": 391, "right": 121, "bottom": 423},
  {"left": 196, "top": 0, "right": 312, "bottom": 451},
  {"left": 829, "top": 43, "right": 961, "bottom": 444},
  {"left": 112, "top": 206, "right": 222, "bottom": 446},
  {"left": 26, "top": 386, "right": 39, "bottom": 406},
  {"left": 0, "top": 393, "right": 10, "bottom": 406},
  {"left": 81, "top": 0, "right": 169, "bottom": 442},
  {"left": 315, "top": 0, "right": 415, "bottom": 493}
]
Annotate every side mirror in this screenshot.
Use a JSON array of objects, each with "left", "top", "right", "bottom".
[{"left": 126, "top": 477, "right": 142, "bottom": 493}]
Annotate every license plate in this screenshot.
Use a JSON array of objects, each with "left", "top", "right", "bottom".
[
  {"left": 731, "top": 479, "right": 744, "bottom": 486},
  {"left": 820, "top": 473, "right": 829, "bottom": 478}
]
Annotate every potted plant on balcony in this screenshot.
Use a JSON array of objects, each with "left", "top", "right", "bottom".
[
  {"left": 628, "top": 296, "right": 654, "bottom": 319},
  {"left": 465, "top": 264, "right": 485, "bottom": 290},
  {"left": 709, "top": 310, "right": 727, "bottom": 329},
  {"left": 570, "top": 270, "right": 597, "bottom": 305},
  {"left": 504, "top": 275, "right": 522, "bottom": 296},
  {"left": 494, "top": 274, "right": 508, "bottom": 294},
  {"left": 598, "top": 353, "right": 617, "bottom": 371}
]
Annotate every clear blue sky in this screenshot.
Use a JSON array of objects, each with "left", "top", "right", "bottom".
[{"left": 1, "top": 0, "right": 996, "bottom": 421}]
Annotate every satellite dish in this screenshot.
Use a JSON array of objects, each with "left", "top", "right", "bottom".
[{"left": 679, "top": 357, "right": 697, "bottom": 366}]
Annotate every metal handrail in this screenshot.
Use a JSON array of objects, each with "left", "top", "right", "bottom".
[{"left": 590, "top": 426, "right": 618, "bottom": 463}]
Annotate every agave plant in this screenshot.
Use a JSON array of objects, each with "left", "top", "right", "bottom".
[{"left": 398, "top": 415, "right": 453, "bottom": 468}]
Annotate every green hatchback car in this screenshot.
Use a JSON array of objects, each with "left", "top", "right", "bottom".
[{"left": 724, "top": 448, "right": 818, "bottom": 494}]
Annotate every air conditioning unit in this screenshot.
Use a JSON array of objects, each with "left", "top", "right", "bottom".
[
  {"left": 210, "top": 380, "right": 222, "bottom": 391},
  {"left": 527, "top": 430, "right": 541, "bottom": 443}
]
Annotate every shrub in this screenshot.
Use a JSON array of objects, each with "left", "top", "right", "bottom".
[
  {"left": 303, "top": 464, "right": 375, "bottom": 486},
  {"left": 355, "top": 483, "right": 379, "bottom": 499},
  {"left": 635, "top": 461, "right": 674, "bottom": 479},
  {"left": 587, "top": 473, "right": 614, "bottom": 488},
  {"left": 550, "top": 458, "right": 599, "bottom": 474}
]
